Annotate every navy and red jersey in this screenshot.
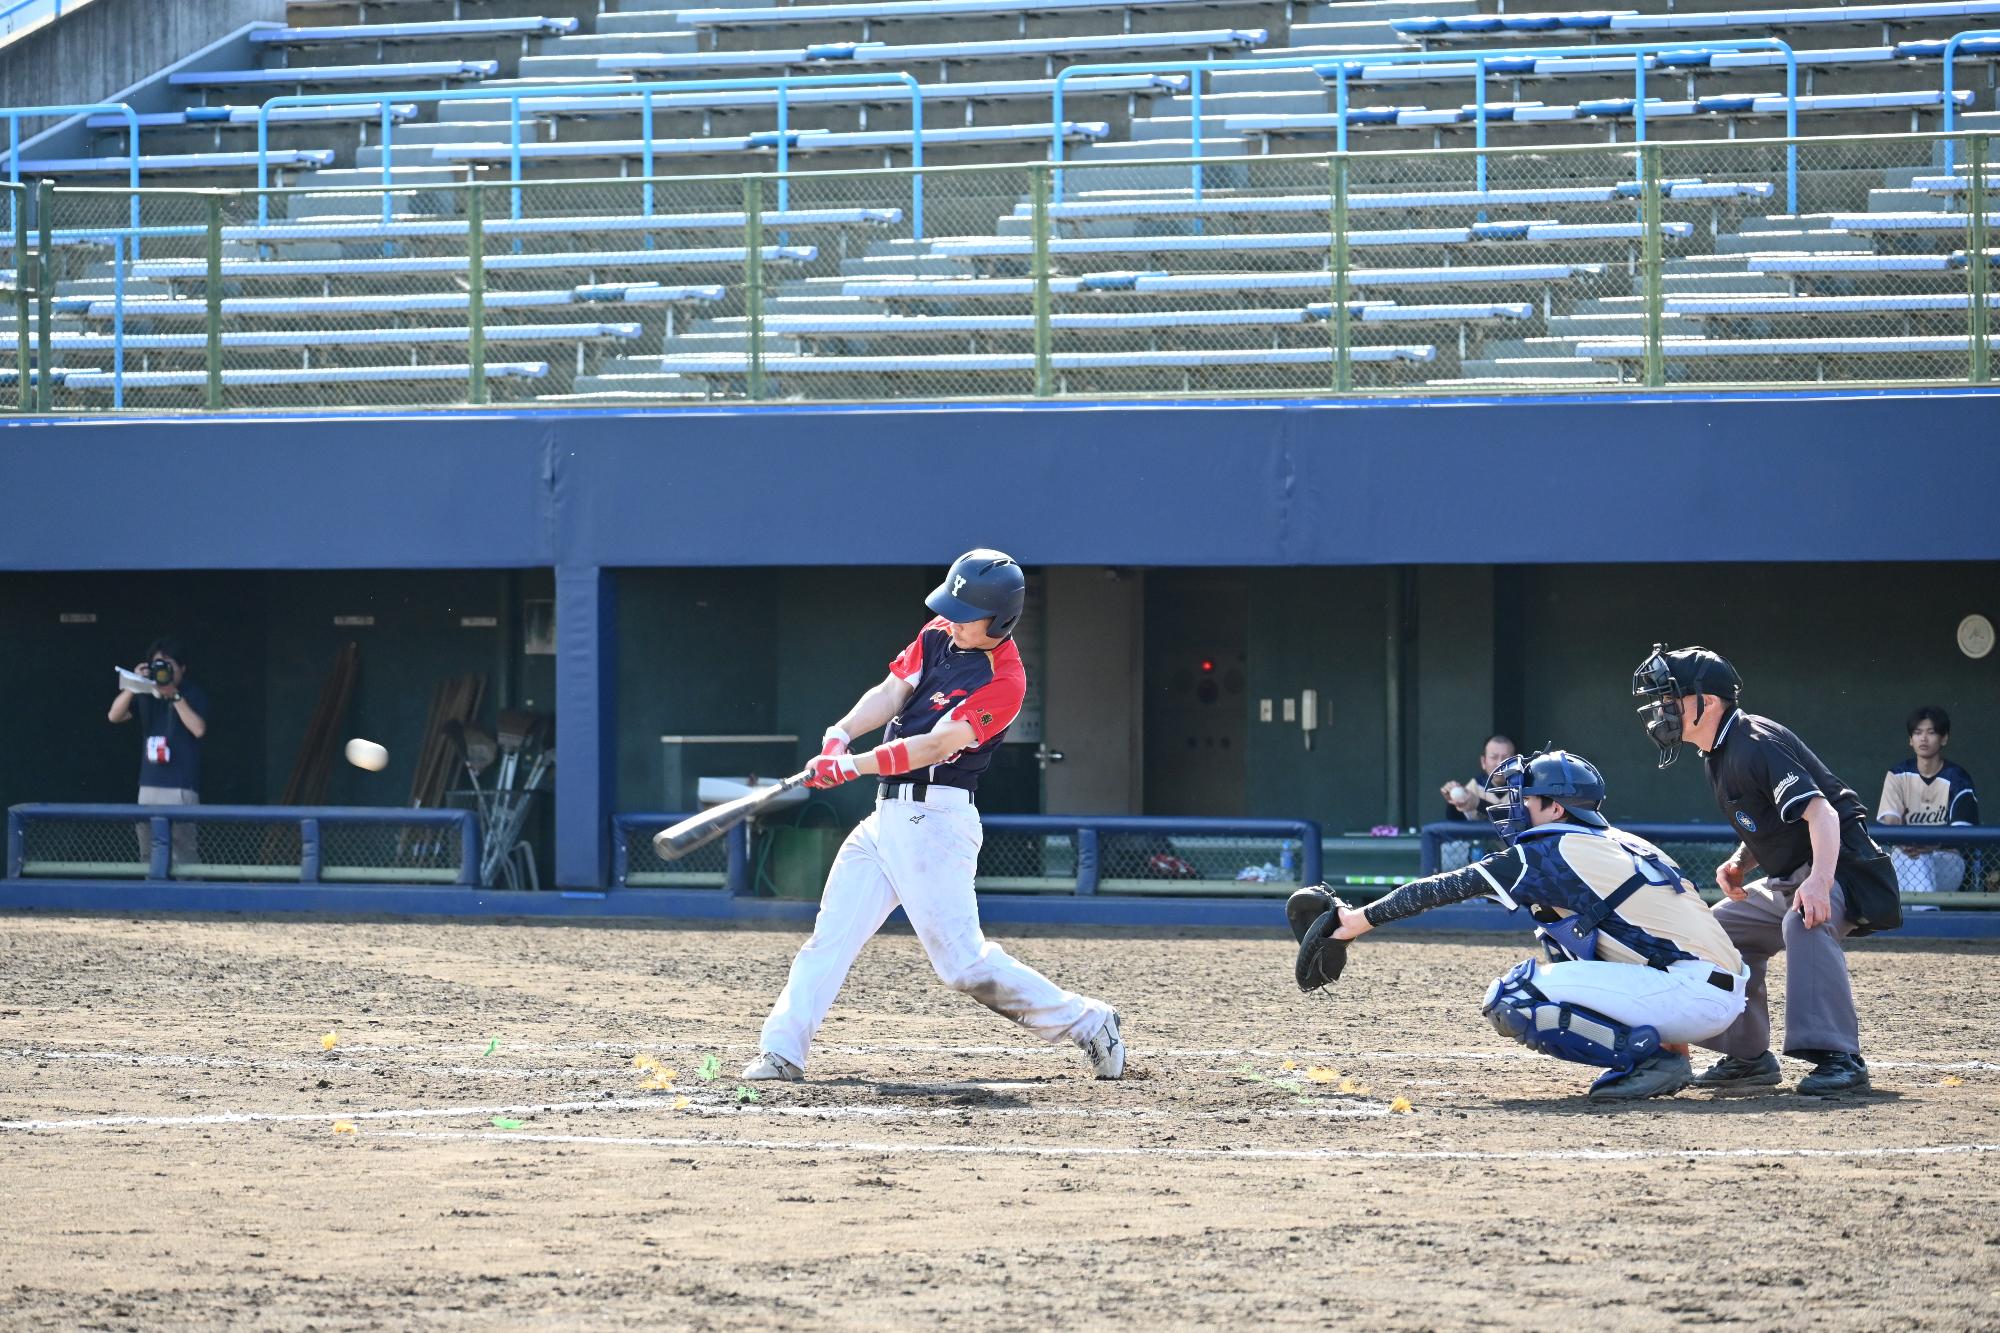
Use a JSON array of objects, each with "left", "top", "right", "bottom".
[{"left": 881, "top": 616, "right": 1026, "bottom": 793}]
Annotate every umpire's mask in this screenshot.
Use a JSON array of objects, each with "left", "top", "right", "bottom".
[{"left": 1632, "top": 643, "right": 1741, "bottom": 769}]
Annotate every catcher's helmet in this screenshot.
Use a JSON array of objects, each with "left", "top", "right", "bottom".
[
  {"left": 1487, "top": 749, "right": 1608, "bottom": 845},
  {"left": 1632, "top": 643, "right": 1742, "bottom": 768},
  {"left": 927, "top": 549, "right": 1026, "bottom": 639}
]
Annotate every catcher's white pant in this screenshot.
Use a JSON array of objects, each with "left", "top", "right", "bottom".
[
  {"left": 1529, "top": 957, "right": 1749, "bottom": 1044},
  {"left": 759, "top": 789, "right": 1112, "bottom": 1070}
]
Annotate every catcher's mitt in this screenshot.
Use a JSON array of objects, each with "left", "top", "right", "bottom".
[{"left": 1286, "top": 884, "right": 1352, "bottom": 992}]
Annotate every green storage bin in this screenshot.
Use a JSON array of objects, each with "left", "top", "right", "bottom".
[{"left": 761, "top": 825, "right": 845, "bottom": 899}]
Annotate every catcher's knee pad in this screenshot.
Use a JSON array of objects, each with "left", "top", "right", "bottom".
[{"left": 1481, "top": 958, "right": 1661, "bottom": 1074}]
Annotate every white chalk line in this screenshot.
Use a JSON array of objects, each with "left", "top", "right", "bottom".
[
  {"left": 8, "top": 1044, "right": 1995, "bottom": 1075},
  {"left": 0, "top": 1094, "right": 1389, "bottom": 1134},
  {"left": 377, "top": 1128, "right": 2000, "bottom": 1167}
]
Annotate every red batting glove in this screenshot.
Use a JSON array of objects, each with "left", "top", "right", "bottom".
[
  {"left": 805, "top": 754, "right": 860, "bottom": 789},
  {"left": 820, "top": 726, "right": 851, "bottom": 757}
]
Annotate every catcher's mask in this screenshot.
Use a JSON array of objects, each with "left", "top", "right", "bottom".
[
  {"left": 1487, "top": 749, "right": 1609, "bottom": 845},
  {"left": 1631, "top": 642, "right": 1742, "bottom": 769}
]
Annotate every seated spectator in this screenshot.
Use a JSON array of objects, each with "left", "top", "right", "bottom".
[
  {"left": 1440, "top": 734, "right": 1517, "bottom": 822},
  {"left": 1437, "top": 733, "right": 1516, "bottom": 869},
  {"left": 1877, "top": 706, "right": 1977, "bottom": 893}
]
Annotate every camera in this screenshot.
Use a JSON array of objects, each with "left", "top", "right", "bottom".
[{"left": 143, "top": 658, "right": 176, "bottom": 688}]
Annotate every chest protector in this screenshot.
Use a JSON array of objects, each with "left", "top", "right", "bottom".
[{"left": 1521, "top": 826, "right": 1687, "bottom": 966}]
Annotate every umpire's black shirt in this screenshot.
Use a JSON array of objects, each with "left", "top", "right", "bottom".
[{"left": 1702, "top": 709, "right": 1873, "bottom": 878}]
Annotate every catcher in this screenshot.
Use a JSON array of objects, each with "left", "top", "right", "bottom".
[{"left": 1289, "top": 749, "right": 1749, "bottom": 1102}]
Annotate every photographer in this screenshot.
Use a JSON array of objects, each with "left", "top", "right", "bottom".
[{"left": 108, "top": 637, "right": 209, "bottom": 866}]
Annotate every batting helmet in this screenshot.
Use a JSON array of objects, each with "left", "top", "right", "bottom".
[
  {"left": 1487, "top": 749, "right": 1608, "bottom": 845},
  {"left": 1632, "top": 643, "right": 1742, "bottom": 768},
  {"left": 927, "top": 549, "right": 1026, "bottom": 639}
]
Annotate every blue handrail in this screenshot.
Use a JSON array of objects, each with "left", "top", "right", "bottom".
[
  {"left": 1939, "top": 31, "right": 2000, "bottom": 173},
  {"left": 6, "top": 802, "right": 482, "bottom": 886},
  {"left": 0, "top": 101, "right": 142, "bottom": 252},
  {"left": 1051, "top": 39, "right": 1799, "bottom": 213},
  {"left": 255, "top": 73, "right": 927, "bottom": 236},
  {"left": 0, "top": 101, "right": 141, "bottom": 407}
]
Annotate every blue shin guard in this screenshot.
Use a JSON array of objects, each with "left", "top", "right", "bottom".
[{"left": 1482, "top": 959, "right": 1662, "bottom": 1090}]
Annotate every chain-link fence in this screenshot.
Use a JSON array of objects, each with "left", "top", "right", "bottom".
[
  {"left": 2, "top": 130, "right": 1996, "bottom": 410},
  {"left": 975, "top": 827, "right": 1078, "bottom": 893},
  {"left": 616, "top": 818, "right": 733, "bottom": 888},
  {"left": 18, "top": 813, "right": 150, "bottom": 877},
  {"left": 8, "top": 806, "right": 475, "bottom": 883},
  {"left": 975, "top": 823, "right": 1312, "bottom": 896}
]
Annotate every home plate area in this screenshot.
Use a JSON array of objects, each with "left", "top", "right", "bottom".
[{"left": 1, "top": 916, "right": 1995, "bottom": 1329}]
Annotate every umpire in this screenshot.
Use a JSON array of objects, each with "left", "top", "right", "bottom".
[{"left": 1633, "top": 644, "right": 1900, "bottom": 1096}]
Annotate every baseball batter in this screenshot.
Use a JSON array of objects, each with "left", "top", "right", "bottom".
[
  {"left": 1290, "top": 750, "right": 1747, "bottom": 1102},
  {"left": 742, "top": 549, "right": 1125, "bottom": 1083}
]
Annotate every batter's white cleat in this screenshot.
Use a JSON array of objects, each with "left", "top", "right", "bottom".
[
  {"left": 741, "top": 1052, "right": 803, "bottom": 1082},
  {"left": 1079, "top": 1011, "right": 1126, "bottom": 1080}
]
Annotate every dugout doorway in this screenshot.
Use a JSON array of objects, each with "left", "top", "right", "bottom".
[{"left": 1142, "top": 573, "right": 1249, "bottom": 817}]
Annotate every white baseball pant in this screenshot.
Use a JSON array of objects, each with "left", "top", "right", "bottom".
[
  {"left": 1528, "top": 957, "right": 1749, "bottom": 1044},
  {"left": 758, "top": 790, "right": 1112, "bottom": 1071}
]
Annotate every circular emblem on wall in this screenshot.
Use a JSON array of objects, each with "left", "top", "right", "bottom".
[
  {"left": 1733, "top": 810, "right": 1758, "bottom": 834},
  {"left": 1958, "top": 613, "right": 1995, "bottom": 661}
]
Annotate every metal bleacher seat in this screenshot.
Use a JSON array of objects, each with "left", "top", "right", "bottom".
[
  {"left": 248, "top": 16, "right": 580, "bottom": 56},
  {"left": 1392, "top": 12, "right": 1634, "bottom": 41},
  {"left": 675, "top": 0, "right": 1286, "bottom": 42},
  {"left": 1394, "top": 3, "right": 2000, "bottom": 46},
  {"left": 5, "top": 150, "right": 336, "bottom": 178},
  {"left": 1017, "top": 182, "right": 1775, "bottom": 225},
  {"left": 38, "top": 324, "right": 642, "bottom": 354},
  {"left": 419, "top": 122, "right": 1111, "bottom": 170},
  {"left": 1573, "top": 333, "right": 1998, "bottom": 371},
  {"left": 44, "top": 362, "right": 548, "bottom": 393},
  {"left": 168, "top": 60, "right": 499, "bottom": 99},
  {"left": 1608, "top": 2, "right": 2000, "bottom": 41},
  {"left": 918, "top": 223, "right": 1690, "bottom": 267},
  {"left": 213, "top": 207, "right": 902, "bottom": 246},
  {"left": 679, "top": 303, "right": 1530, "bottom": 342},
  {"left": 1226, "top": 91, "right": 1974, "bottom": 148},
  {"left": 84, "top": 105, "right": 420, "bottom": 132},
  {"left": 1823, "top": 210, "right": 2000, "bottom": 235},
  {"left": 1663, "top": 293, "right": 2000, "bottom": 317},
  {"left": 125, "top": 247, "right": 818, "bottom": 285},
  {"left": 597, "top": 29, "right": 1268, "bottom": 80},
  {"left": 66, "top": 285, "right": 726, "bottom": 322},
  {"left": 612, "top": 343, "right": 1436, "bottom": 382},
  {"left": 460, "top": 74, "right": 1190, "bottom": 132}
]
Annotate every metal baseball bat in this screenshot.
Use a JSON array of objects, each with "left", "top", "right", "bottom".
[{"left": 651, "top": 768, "right": 813, "bottom": 862}]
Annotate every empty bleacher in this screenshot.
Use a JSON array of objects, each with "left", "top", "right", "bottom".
[{"left": 0, "top": 0, "right": 1995, "bottom": 403}]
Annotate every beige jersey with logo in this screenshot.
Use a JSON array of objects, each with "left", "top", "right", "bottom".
[
  {"left": 1552, "top": 831, "right": 1743, "bottom": 973},
  {"left": 1878, "top": 761, "right": 1978, "bottom": 827}
]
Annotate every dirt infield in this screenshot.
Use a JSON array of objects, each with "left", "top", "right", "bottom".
[{"left": 1, "top": 913, "right": 1996, "bottom": 1331}]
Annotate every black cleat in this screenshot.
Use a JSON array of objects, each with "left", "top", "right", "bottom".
[
  {"left": 1797, "top": 1052, "right": 1870, "bottom": 1096},
  {"left": 1588, "top": 1051, "right": 1694, "bottom": 1102},
  {"left": 1691, "top": 1050, "right": 1783, "bottom": 1087}
]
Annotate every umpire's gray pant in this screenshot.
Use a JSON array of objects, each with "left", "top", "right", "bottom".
[{"left": 1699, "top": 870, "right": 1860, "bottom": 1061}]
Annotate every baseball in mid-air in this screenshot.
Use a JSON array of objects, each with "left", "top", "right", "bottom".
[{"left": 345, "top": 738, "right": 389, "bottom": 772}]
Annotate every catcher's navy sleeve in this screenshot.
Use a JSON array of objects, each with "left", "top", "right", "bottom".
[{"left": 1362, "top": 848, "right": 1528, "bottom": 926}]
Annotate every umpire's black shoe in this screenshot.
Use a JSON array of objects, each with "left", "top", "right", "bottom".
[
  {"left": 1797, "top": 1052, "right": 1870, "bottom": 1096},
  {"left": 1691, "top": 1050, "right": 1782, "bottom": 1087}
]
